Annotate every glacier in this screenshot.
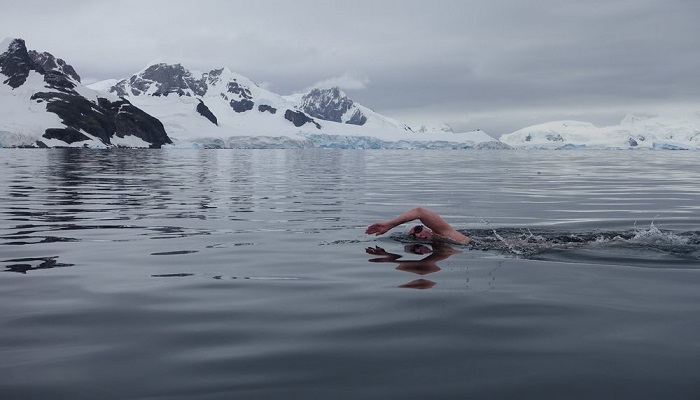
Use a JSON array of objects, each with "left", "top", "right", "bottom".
[
  {"left": 162, "top": 132, "right": 510, "bottom": 150},
  {"left": 500, "top": 113, "right": 700, "bottom": 150}
]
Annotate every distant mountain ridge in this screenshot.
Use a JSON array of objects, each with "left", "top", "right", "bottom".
[
  {"left": 4, "top": 36, "right": 699, "bottom": 150},
  {"left": 3, "top": 37, "right": 500, "bottom": 149},
  {"left": 414, "top": 123, "right": 455, "bottom": 134},
  {"left": 299, "top": 87, "right": 367, "bottom": 126},
  {"left": 500, "top": 113, "right": 700, "bottom": 150},
  {"left": 91, "top": 60, "right": 499, "bottom": 149},
  {"left": 103, "top": 63, "right": 373, "bottom": 131}
]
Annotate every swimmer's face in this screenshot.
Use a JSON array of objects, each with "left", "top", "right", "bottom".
[{"left": 408, "top": 224, "right": 432, "bottom": 240}]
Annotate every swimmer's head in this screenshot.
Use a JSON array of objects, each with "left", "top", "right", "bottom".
[{"left": 408, "top": 224, "right": 432, "bottom": 240}]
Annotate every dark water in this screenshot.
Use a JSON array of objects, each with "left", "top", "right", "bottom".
[{"left": 1, "top": 148, "right": 700, "bottom": 399}]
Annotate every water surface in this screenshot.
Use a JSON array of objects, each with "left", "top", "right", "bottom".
[{"left": 1, "top": 149, "right": 700, "bottom": 399}]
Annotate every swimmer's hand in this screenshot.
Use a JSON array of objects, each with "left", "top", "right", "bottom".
[{"left": 366, "top": 222, "right": 392, "bottom": 236}]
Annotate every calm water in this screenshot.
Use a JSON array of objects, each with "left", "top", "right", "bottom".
[{"left": 1, "top": 148, "right": 700, "bottom": 399}]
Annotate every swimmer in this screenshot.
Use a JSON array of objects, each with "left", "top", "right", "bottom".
[{"left": 365, "top": 207, "right": 470, "bottom": 245}]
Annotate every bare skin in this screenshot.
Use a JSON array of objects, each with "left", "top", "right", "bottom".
[{"left": 365, "top": 207, "right": 470, "bottom": 245}]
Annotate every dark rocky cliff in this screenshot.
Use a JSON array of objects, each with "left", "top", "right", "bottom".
[
  {"left": 0, "top": 38, "right": 171, "bottom": 148},
  {"left": 299, "top": 87, "right": 367, "bottom": 126}
]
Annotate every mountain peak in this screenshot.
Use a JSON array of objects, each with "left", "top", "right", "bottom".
[
  {"left": 415, "top": 123, "right": 454, "bottom": 134},
  {"left": 112, "top": 62, "right": 207, "bottom": 97},
  {"left": 300, "top": 86, "right": 367, "bottom": 125},
  {"left": 1, "top": 37, "right": 24, "bottom": 54},
  {"left": 0, "top": 37, "right": 43, "bottom": 88},
  {"left": 308, "top": 86, "right": 345, "bottom": 97},
  {"left": 28, "top": 50, "right": 81, "bottom": 83}
]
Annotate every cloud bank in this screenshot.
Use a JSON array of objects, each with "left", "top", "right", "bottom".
[{"left": 3, "top": 0, "right": 699, "bottom": 136}]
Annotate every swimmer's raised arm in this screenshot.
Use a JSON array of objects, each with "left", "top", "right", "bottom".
[
  {"left": 365, "top": 207, "right": 444, "bottom": 235},
  {"left": 365, "top": 207, "right": 470, "bottom": 245}
]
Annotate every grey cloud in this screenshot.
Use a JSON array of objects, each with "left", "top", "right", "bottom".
[{"left": 3, "top": 0, "right": 699, "bottom": 135}]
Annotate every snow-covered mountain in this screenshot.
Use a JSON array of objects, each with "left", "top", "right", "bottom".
[
  {"left": 500, "top": 113, "right": 700, "bottom": 150},
  {"left": 27, "top": 49, "right": 81, "bottom": 83},
  {"left": 0, "top": 37, "right": 501, "bottom": 149},
  {"left": 90, "top": 63, "right": 501, "bottom": 149},
  {"left": 299, "top": 87, "right": 367, "bottom": 125},
  {"left": 0, "top": 38, "right": 170, "bottom": 148},
  {"left": 414, "top": 122, "right": 455, "bottom": 134},
  {"left": 4, "top": 36, "right": 699, "bottom": 150}
]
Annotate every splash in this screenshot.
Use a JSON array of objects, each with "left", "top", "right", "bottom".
[
  {"left": 627, "top": 222, "right": 698, "bottom": 256},
  {"left": 462, "top": 223, "right": 700, "bottom": 260},
  {"left": 490, "top": 228, "right": 548, "bottom": 256}
]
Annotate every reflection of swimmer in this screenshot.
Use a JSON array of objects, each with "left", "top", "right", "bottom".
[
  {"left": 366, "top": 243, "right": 462, "bottom": 289},
  {"left": 366, "top": 207, "right": 470, "bottom": 245}
]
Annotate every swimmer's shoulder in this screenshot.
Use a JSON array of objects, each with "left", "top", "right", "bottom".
[{"left": 434, "top": 233, "right": 470, "bottom": 246}]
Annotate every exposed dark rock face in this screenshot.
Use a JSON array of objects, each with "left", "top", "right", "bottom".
[
  {"left": 227, "top": 80, "right": 255, "bottom": 113},
  {"left": 112, "top": 63, "right": 207, "bottom": 97},
  {"left": 43, "top": 127, "right": 91, "bottom": 143},
  {"left": 258, "top": 104, "right": 277, "bottom": 114},
  {"left": 110, "top": 65, "right": 262, "bottom": 117},
  {"left": 44, "top": 70, "right": 76, "bottom": 91},
  {"left": 30, "top": 92, "right": 170, "bottom": 147},
  {"left": 1, "top": 38, "right": 171, "bottom": 148},
  {"left": 206, "top": 68, "right": 225, "bottom": 84},
  {"left": 0, "top": 38, "right": 41, "bottom": 88},
  {"left": 300, "top": 87, "right": 367, "bottom": 126},
  {"left": 230, "top": 98, "right": 254, "bottom": 113},
  {"left": 227, "top": 80, "right": 251, "bottom": 98},
  {"left": 284, "top": 109, "right": 321, "bottom": 129},
  {"left": 346, "top": 109, "right": 368, "bottom": 125},
  {"left": 109, "top": 99, "right": 170, "bottom": 147},
  {"left": 197, "top": 100, "right": 218, "bottom": 125},
  {"left": 28, "top": 50, "right": 81, "bottom": 82}
]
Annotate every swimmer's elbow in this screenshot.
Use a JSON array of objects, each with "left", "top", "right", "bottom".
[{"left": 413, "top": 207, "right": 430, "bottom": 216}]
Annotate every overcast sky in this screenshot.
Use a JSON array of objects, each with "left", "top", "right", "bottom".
[{"left": 4, "top": 0, "right": 699, "bottom": 136}]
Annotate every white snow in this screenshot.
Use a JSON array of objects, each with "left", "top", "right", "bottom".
[
  {"left": 4, "top": 37, "right": 699, "bottom": 150},
  {"left": 0, "top": 71, "right": 64, "bottom": 145},
  {"left": 414, "top": 122, "right": 454, "bottom": 134},
  {"left": 85, "top": 79, "right": 119, "bottom": 93},
  {"left": 500, "top": 112, "right": 700, "bottom": 150},
  {"left": 0, "top": 53, "right": 153, "bottom": 148},
  {"left": 111, "top": 134, "right": 152, "bottom": 148},
  {"left": 88, "top": 64, "right": 503, "bottom": 149},
  {"left": 89, "top": 67, "right": 504, "bottom": 148}
]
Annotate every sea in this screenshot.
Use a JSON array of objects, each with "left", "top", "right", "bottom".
[{"left": 1, "top": 148, "right": 699, "bottom": 400}]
